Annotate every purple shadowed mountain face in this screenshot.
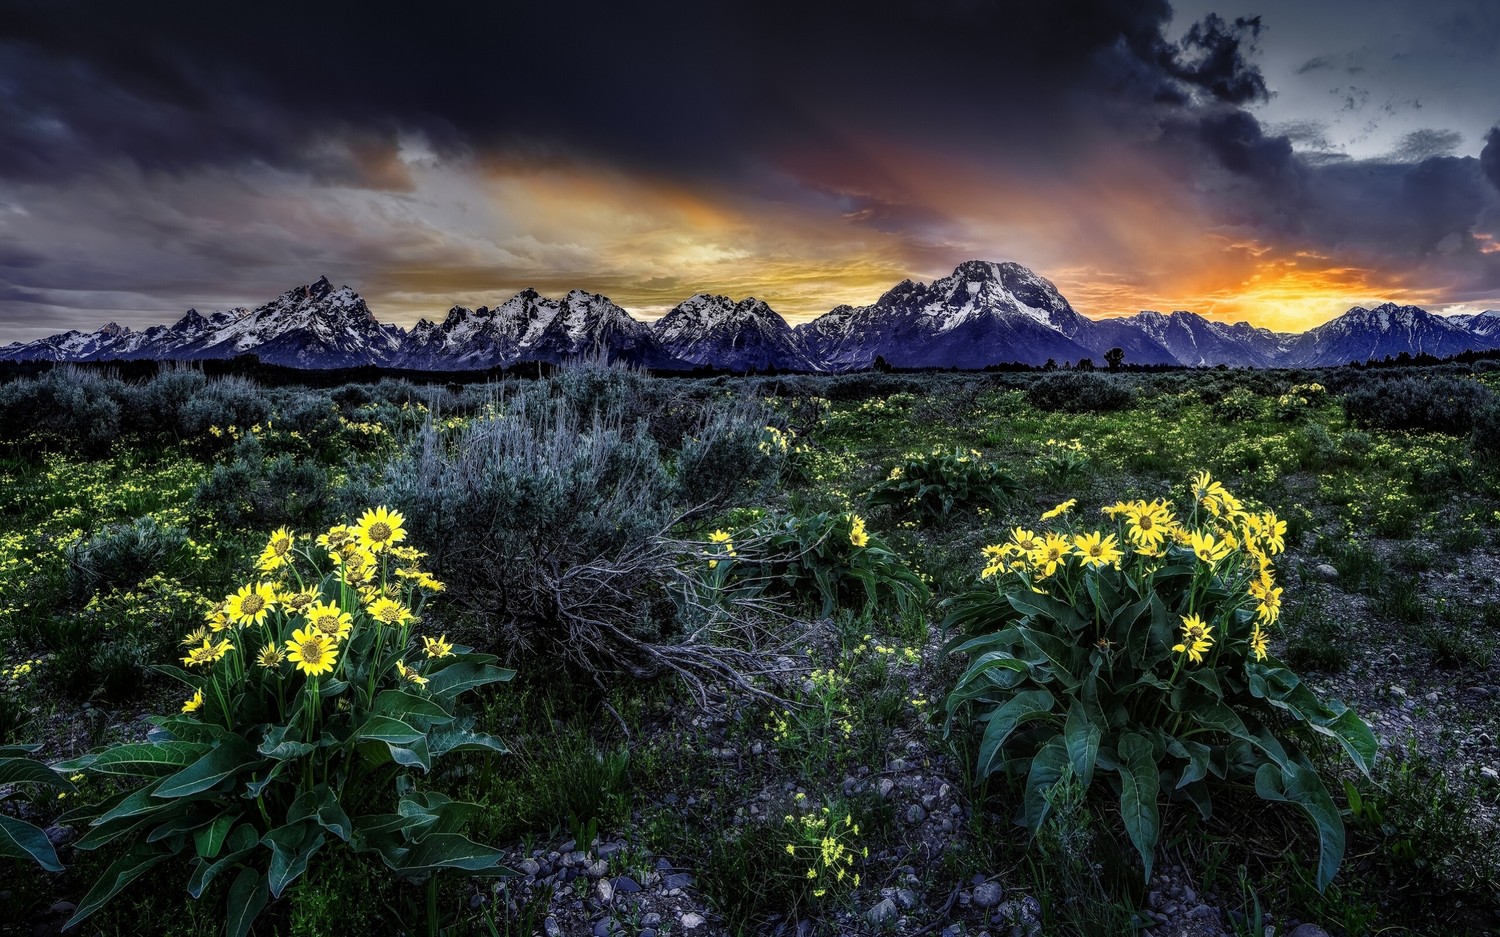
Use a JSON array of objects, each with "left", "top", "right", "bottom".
[
  {"left": 6, "top": 265, "right": 1500, "bottom": 371},
  {"left": 652, "top": 293, "right": 816, "bottom": 372}
]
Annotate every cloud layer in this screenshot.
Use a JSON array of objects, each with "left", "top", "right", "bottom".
[{"left": 0, "top": 0, "right": 1496, "bottom": 339}]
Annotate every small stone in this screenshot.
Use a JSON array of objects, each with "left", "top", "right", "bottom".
[
  {"left": 544, "top": 917, "right": 563, "bottom": 937},
  {"left": 1481, "top": 767, "right": 1498, "bottom": 781},
  {"left": 591, "top": 920, "right": 618, "bottom": 937},
  {"left": 518, "top": 858, "right": 541, "bottom": 876},
  {"left": 866, "top": 898, "right": 899, "bottom": 925},
  {"left": 586, "top": 860, "right": 609, "bottom": 878},
  {"left": 663, "top": 872, "right": 694, "bottom": 890},
  {"left": 1389, "top": 685, "right": 1407, "bottom": 699},
  {"left": 44, "top": 825, "right": 74, "bottom": 848},
  {"left": 973, "top": 881, "right": 1003, "bottom": 908},
  {"left": 560, "top": 839, "right": 577, "bottom": 853},
  {"left": 1288, "top": 926, "right": 1332, "bottom": 937},
  {"left": 613, "top": 875, "right": 641, "bottom": 894},
  {"left": 922, "top": 793, "right": 938, "bottom": 811},
  {"left": 877, "top": 778, "right": 896, "bottom": 798},
  {"left": 1424, "top": 691, "right": 1440, "bottom": 704},
  {"left": 896, "top": 888, "right": 919, "bottom": 909},
  {"left": 906, "top": 804, "right": 927, "bottom": 825},
  {"left": 1313, "top": 563, "right": 1338, "bottom": 582},
  {"left": 469, "top": 893, "right": 486, "bottom": 910},
  {"left": 642, "top": 913, "right": 662, "bottom": 927},
  {"left": 597, "top": 878, "right": 614, "bottom": 903},
  {"left": 597, "top": 841, "right": 623, "bottom": 860},
  {"left": 45, "top": 901, "right": 77, "bottom": 918},
  {"left": 681, "top": 912, "right": 706, "bottom": 930}
]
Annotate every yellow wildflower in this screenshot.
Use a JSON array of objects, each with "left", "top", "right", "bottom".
[
  {"left": 848, "top": 514, "right": 869, "bottom": 548},
  {"left": 422, "top": 634, "right": 455, "bottom": 659},
  {"left": 356, "top": 506, "right": 407, "bottom": 554},
  {"left": 1040, "top": 498, "right": 1076, "bottom": 520},
  {"left": 181, "top": 688, "right": 204, "bottom": 714},
  {"left": 1173, "top": 614, "right": 1214, "bottom": 665},
  {"left": 226, "top": 582, "right": 277, "bottom": 627},
  {"left": 1072, "top": 531, "right": 1123, "bottom": 569},
  {"left": 285, "top": 627, "right": 337, "bottom": 677}
]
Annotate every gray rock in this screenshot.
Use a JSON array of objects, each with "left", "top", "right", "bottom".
[
  {"left": 973, "top": 881, "right": 1003, "bottom": 907},
  {"left": 1481, "top": 767, "right": 1498, "bottom": 781},
  {"left": 44, "top": 825, "right": 74, "bottom": 848},
  {"left": 642, "top": 913, "right": 662, "bottom": 927},
  {"left": 1312, "top": 563, "right": 1338, "bottom": 582},
  {"left": 866, "top": 898, "right": 900, "bottom": 925},
  {"left": 586, "top": 859, "right": 609, "bottom": 878},
  {"left": 597, "top": 878, "right": 614, "bottom": 903},
  {"left": 591, "top": 920, "right": 618, "bottom": 937},
  {"left": 906, "top": 804, "right": 927, "bottom": 825},
  {"left": 613, "top": 875, "right": 642, "bottom": 894},
  {"left": 896, "top": 888, "right": 919, "bottom": 909},
  {"left": 518, "top": 858, "right": 541, "bottom": 876},
  {"left": 597, "top": 841, "right": 624, "bottom": 860},
  {"left": 681, "top": 912, "right": 707, "bottom": 930},
  {"left": 877, "top": 778, "right": 896, "bottom": 798},
  {"left": 663, "top": 872, "right": 694, "bottom": 890},
  {"left": 1288, "top": 926, "right": 1333, "bottom": 937},
  {"left": 544, "top": 917, "right": 563, "bottom": 937}
]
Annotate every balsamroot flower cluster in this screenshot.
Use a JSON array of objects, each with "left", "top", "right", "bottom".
[
  {"left": 979, "top": 471, "right": 1286, "bottom": 669},
  {"left": 179, "top": 506, "right": 449, "bottom": 717}
]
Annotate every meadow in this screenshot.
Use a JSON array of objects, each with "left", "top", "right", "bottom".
[{"left": 0, "top": 361, "right": 1497, "bottom": 937}]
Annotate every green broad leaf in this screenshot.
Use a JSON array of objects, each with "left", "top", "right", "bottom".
[
  {"left": 1117, "top": 732, "right": 1161, "bottom": 881},
  {"left": 1184, "top": 667, "right": 1223, "bottom": 700},
  {"left": 244, "top": 761, "right": 285, "bottom": 798},
  {"left": 946, "top": 651, "right": 1030, "bottom": 717},
  {"left": 1255, "top": 761, "right": 1345, "bottom": 892},
  {"left": 63, "top": 843, "right": 174, "bottom": 930},
  {"left": 93, "top": 782, "right": 170, "bottom": 825},
  {"left": 263, "top": 822, "right": 326, "bottom": 898},
  {"left": 1014, "top": 626, "right": 1083, "bottom": 691},
  {"left": 146, "top": 810, "right": 215, "bottom": 845},
  {"left": 353, "top": 715, "right": 425, "bottom": 747},
  {"left": 194, "top": 812, "right": 240, "bottom": 859},
  {"left": 977, "top": 689, "right": 1056, "bottom": 778},
  {"left": 941, "top": 626, "right": 1023, "bottom": 659},
  {"left": 1021, "top": 736, "right": 1069, "bottom": 832},
  {"left": 225, "top": 867, "right": 268, "bottom": 937},
  {"left": 0, "top": 755, "right": 73, "bottom": 790},
  {"left": 155, "top": 740, "right": 261, "bottom": 799},
  {"left": 373, "top": 689, "right": 455, "bottom": 728},
  {"left": 1007, "top": 590, "right": 1085, "bottom": 633},
  {"left": 0, "top": 814, "right": 63, "bottom": 871},
  {"left": 82, "top": 741, "right": 210, "bottom": 778},
  {"left": 382, "top": 832, "right": 512, "bottom": 874},
  {"left": 428, "top": 725, "right": 509, "bottom": 758},
  {"left": 288, "top": 785, "right": 352, "bottom": 842},
  {"left": 399, "top": 792, "right": 482, "bottom": 836},
  {"left": 1168, "top": 738, "right": 1212, "bottom": 788},
  {"left": 1062, "top": 702, "right": 1101, "bottom": 789},
  {"left": 187, "top": 824, "right": 259, "bottom": 898},
  {"left": 423, "top": 660, "right": 516, "bottom": 698},
  {"left": 1249, "top": 665, "right": 1376, "bottom": 778},
  {"left": 1179, "top": 778, "right": 1213, "bottom": 820},
  {"left": 147, "top": 715, "right": 230, "bottom": 743}
]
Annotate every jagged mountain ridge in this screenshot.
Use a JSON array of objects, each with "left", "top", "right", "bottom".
[{"left": 5, "top": 264, "right": 1500, "bottom": 370}]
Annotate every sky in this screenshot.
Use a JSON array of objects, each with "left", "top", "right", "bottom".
[{"left": 0, "top": 0, "right": 1498, "bottom": 342}]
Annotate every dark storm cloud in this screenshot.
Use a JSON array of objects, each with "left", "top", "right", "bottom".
[
  {"left": 1388, "top": 128, "right": 1464, "bottom": 162},
  {"left": 1483, "top": 127, "right": 1500, "bottom": 195},
  {"left": 0, "top": 0, "right": 1272, "bottom": 187}
]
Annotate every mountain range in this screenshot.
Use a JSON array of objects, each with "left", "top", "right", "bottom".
[{"left": 5, "top": 262, "right": 1499, "bottom": 371}]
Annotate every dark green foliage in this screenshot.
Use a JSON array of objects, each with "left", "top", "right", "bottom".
[
  {"left": 195, "top": 435, "right": 332, "bottom": 527},
  {"left": 64, "top": 515, "right": 190, "bottom": 600},
  {"left": 1343, "top": 376, "right": 1493, "bottom": 434},
  {"left": 866, "top": 448, "right": 1020, "bottom": 523},
  {"left": 178, "top": 376, "right": 273, "bottom": 437},
  {"left": 1025, "top": 372, "right": 1135, "bottom": 413},
  {"left": 732, "top": 511, "right": 928, "bottom": 621},
  {"left": 1343, "top": 751, "right": 1500, "bottom": 920},
  {"left": 0, "top": 367, "right": 122, "bottom": 454},
  {"left": 1281, "top": 599, "right": 1350, "bottom": 673},
  {"left": 1210, "top": 388, "right": 1262, "bottom": 423}
]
